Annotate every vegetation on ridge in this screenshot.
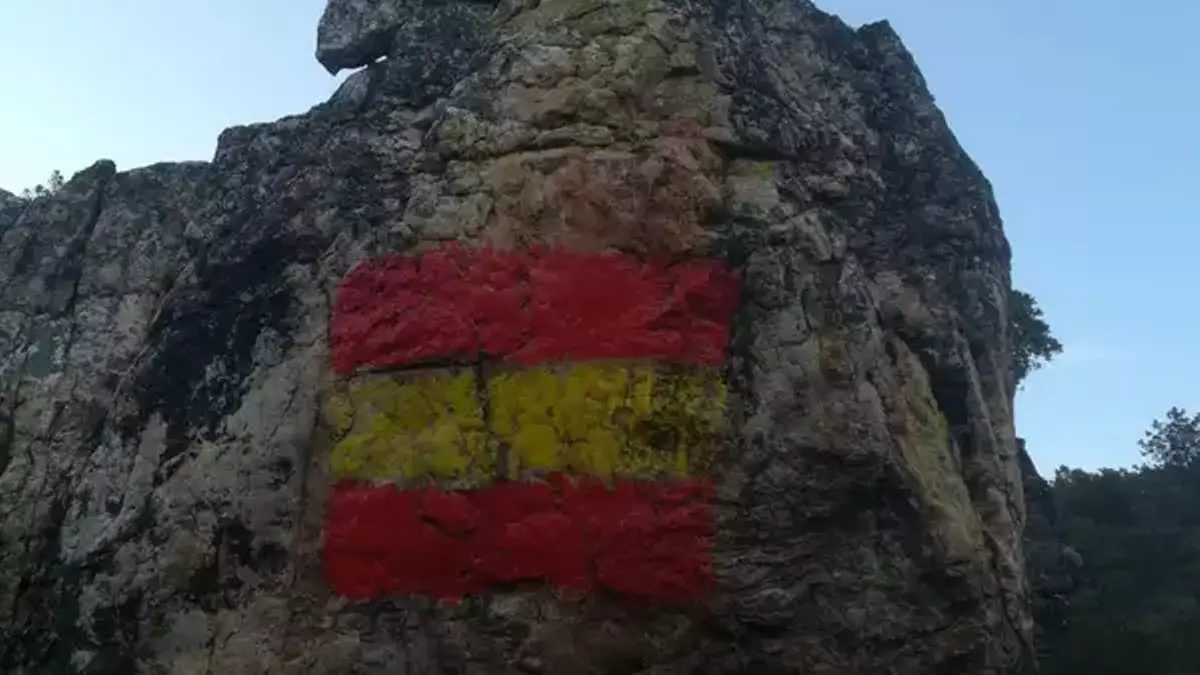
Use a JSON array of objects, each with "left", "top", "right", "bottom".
[
  {"left": 14, "top": 169, "right": 64, "bottom": 201},
  {"left": 1010, "top": 288, "right": 1062, "bottom": 389},
  {"left": 1012, "top": 287, "right": 1200, "bottom": 674},
  {"left": 1040, "top": 410, "right": 1200, "bottom": 675}
]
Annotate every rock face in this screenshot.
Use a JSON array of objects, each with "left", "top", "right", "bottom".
[
  {"left": 1017, "top": 440, "right": 1080, "bottom": 658},
  {"left": 0, "top": 0, "right": 1033, "bottom": 673}
]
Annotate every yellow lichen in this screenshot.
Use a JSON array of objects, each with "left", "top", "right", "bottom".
[
  {"left": 818, "top": 328, "right": 854, "bottom": 382},
  {"left": 323, "top": 388, "right": 355, "bottom": 439},
  {"left": 893, "top": 341, "right": 983, "bottom": 561}
]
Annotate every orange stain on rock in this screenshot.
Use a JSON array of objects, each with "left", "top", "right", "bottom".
[{"left": 483, "top": 136, "right": 724, "bottom": 256}]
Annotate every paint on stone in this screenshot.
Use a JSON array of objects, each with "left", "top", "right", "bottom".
[
  {"left": 328, "top": 369, "right": 491, "bottom": 485},
  {"left": 322, "top": 243, "right": 739, "bottom": 606},
  {"left": 328, "top": 364, "right": 727, "bottom": 486},
  {"left": 324, "top": 475, "right": 716, "bottom": 603},
  {"left": 488, "top": 364, "right": 727, "bottom": 481},
  {"left": 330, "top": 245, "right": 741, "bottom": 374}
]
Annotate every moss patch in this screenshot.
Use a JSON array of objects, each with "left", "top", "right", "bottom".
[
  {"left": 893, "top": 339, "right": 983, "bottom": 562},
  {"left": 817, "top": 327, "right": 854, "bottom": 382}
]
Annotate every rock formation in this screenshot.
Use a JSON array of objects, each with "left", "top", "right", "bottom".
[
  {"left": 0, "top": 189, "right": 19, "bottom": 210},
  {"left": 1016, "top": 440, "right": 1080, "bottom": 660},
  {"left": 0, "top": 0, "right": 1033, "bottom": 672}
]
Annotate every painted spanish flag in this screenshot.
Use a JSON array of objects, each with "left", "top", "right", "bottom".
[{"left": 323, "top": 245, "right": 739, "bottom": 605}]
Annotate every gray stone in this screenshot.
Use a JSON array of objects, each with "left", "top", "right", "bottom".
[
  {"left": 0, "top": 191, "right": 22, "bottom": 236},
  {"left": 0, "top": 1, "right": 1036, "bottom": 673},
  {"left": 316, "top": 0, "right": 409, "bottom": 74},
  {"left": 1018, "top": 439, "right": 1081, "bottom": 648},
  {"left": 315, "top": 0, "right": 496, "bottom": 75}
]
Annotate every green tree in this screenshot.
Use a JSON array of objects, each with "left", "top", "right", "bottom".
[
  {"left": 1139, "top": 407, "right": 1200, "bottom": 468},
  {"left": 1041, "top": 414, "right": 1200, "bottom": 674},
  {"left": 1010, "top": 288, "right": 1063, "bottom": 388},
  {"left": 47, "top": 170, "right": 64, "bottom": 192},
  {"left": 17, "top": 170, "right": 66, "bottom": 202}
]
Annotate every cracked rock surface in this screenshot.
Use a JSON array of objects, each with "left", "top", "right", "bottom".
[{"left": 0, "top": 0, "right": 1034, "bottom": 672}]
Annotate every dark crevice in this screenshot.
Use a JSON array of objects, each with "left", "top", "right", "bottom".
[
  {"left": 188, "top": 518, "right": 268, "bottom": 613},
  {"left": 708, "top": 136, "right": 796, "bottom": 163},
  {"left": 0, "top": 395, "right": 16, "bottom": 478}
]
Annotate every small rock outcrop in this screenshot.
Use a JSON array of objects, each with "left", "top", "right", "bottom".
[
  {"left": 0, "top": 189, "right": 20, "bottom": 213},
  {"left": 0, "top": 0, "right": 1033, "bottom": 673}
]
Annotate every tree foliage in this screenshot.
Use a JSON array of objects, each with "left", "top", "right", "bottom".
[
  {"left": 47, "top": 170, "right": 64, "bottom": 193},
  {"left": 1040, "top": 413, "right": 1200, "bottom": 674},
  {"left": 17, "top": 170, "right": 65, "bottom": 202},
  {"left": 1139, "top": 407, "right": 1200, "bottom": 468},
  {"left": 1009, "top": 289, "right": 1063, "bottom": 388},
  {"left": 1006, "top": 290, "right": 1200, "bottom": 671}
]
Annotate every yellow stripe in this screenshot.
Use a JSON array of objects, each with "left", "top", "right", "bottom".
[
  {"left": 489, "top": 364, "right": 726, "bottom": 480},
  {"left": 328, "top": 370, "right": 492, "bottom": 483},
  {"left": 327, "top": 364, "right": 726, "bottom": 485}
]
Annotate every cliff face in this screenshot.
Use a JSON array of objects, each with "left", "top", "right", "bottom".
[
  {"left": 1017, "top": 440, "right": 1080, "bottom": 659},
  {"left": 0, "top": 0, "right": 1032, "bottom": 673}
]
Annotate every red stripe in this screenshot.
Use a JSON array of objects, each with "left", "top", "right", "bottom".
[
  {"left": 323, "top": 475, "right": 715, "bottom": 604},
  {"left": 330, "top": 245, "right": 740, "bottom": 374}
]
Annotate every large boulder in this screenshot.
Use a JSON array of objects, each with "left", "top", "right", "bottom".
[
  {"left": 0, "top": 1, "right": 1034, "bottom": 673},
  {"left": 317, "top": 0, "right": 408, "bottom": 73},
  {"left": 316, "top": 0, "right": 494, "bottom": 76}
]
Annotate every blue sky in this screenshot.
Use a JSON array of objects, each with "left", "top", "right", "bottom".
[
  {"left": 0, "top": 0, "right": 338, "bottom": 190},
  {"left": 817, "top": 0, "right": 1200, "bottom": 474},
  {"left": 1, "top": 2, "right": 1194, "bottom": 474}
]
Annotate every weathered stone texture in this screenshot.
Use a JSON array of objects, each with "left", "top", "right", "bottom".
[
  {"left": 0, "top": 189, "right": 19, "bottom": 212},
  {"left": 0, "top": 0, "right": 1034, "bottom": 672},
  {"left": 1017, "top": 439, "right": 1081, "bottom": 659}
]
